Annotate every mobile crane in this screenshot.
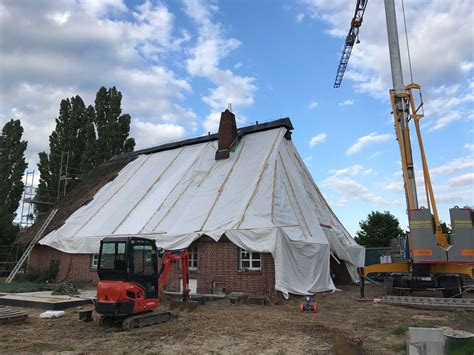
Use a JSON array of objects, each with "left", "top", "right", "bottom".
[
  {"left": 95, "top": 236, "right": 190, "bottom": 330},
  {"left": 335, "top": 0, "right": 474, "bottom": 297}
]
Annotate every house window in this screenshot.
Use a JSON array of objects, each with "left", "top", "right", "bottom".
[
  {"left": 239, "top": 248, "right": 261, "bottom": 271},
  {"left": 188, "top": 245, "right": 198, "bottom": 270},
  {"left": 91, "top": 254, "right": 99, "bottom": 269}
]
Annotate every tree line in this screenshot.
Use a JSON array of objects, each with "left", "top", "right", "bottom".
[{"left": 0, "top": 86, "right": 135, "bottom": 244}]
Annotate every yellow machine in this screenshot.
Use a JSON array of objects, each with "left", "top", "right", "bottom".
[{"left": 335, "top": 0, "right": 473, "bottom": 297}]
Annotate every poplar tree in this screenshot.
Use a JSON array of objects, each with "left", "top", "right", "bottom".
[
  {"left": 36, "top": 87, "right": 135, "bottom": 212},
  {"left": 36, "top": 96, "right": 87, "bottom": 212},
  {"left": 0, "top": 119, "right": 28, "bottom": 244},
  {"left": 94, "top": 86, "right": 135, "bottom": 164}
]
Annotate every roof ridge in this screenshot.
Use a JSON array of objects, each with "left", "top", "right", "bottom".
[{"left": 110, "top": 117, "right": 293, "bottom": 161}]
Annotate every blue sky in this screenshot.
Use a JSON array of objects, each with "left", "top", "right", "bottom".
[{"left": 1, "top": 0, "right": 473, "bottom": 235}]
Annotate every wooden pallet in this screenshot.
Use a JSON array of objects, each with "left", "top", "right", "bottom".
[{"left": 0, "top": 306, "right": 28, "bottom": 325}]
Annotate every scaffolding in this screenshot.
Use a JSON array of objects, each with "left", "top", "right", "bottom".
[
  {"left": 57, "top": 151, "right": 71, "bottom": 200},
  {"left": 19, "top": 170, "right": 36, "bottom": 228}
]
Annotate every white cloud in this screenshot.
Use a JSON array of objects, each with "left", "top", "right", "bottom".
[
  {"left": 183, "top": 0, "right": 256, "bottom": 132},
  {"left": 329, "top": 165, "right": 363, "bottom": 177},
  {"left": 308, "top": 100, "right": 318, "bottom": 109},
  {"left": 321, "top": 175, "right": 398, "bottom": 207},
  {"left": 346, "top": 132, "right": 392, "bottom": 156},
  {"left": 309, "top": 133, "right": 327, "bottom": 147},
  {"left": 430, "top": 155, "right": 474, "bottom": 177},
  {"left": 424, "top": 86, "right": 474, "bottom": 131},
  {"left": 338, "top": 99, "right": 354, "bottom": 106},
  {"left": 303, "top": 156, "right": 312, "bottom": 166},
  {"left": 301, "top": 0, "right": 474, "bottom": 130},
  {"left": 0, "top": 0, "right": 200, "bottom": 171},
  {"left": 460, "top": 61, "right": 474, "bottom": 72},
  {"left": 296, "top": 13, "right": 305, "bottom": 23},
  {"left": 383, "top": 180, "right": 403, "bottom": 193},
  {"left": 46, "top": 12, "right": 71, "bottom": 26},
  {"left": 448, "top": 173, "right": 474, "bottom": 188},
  {"left": 132, "top": 121, "right": 186, "bottom": 149},
  {"left": 78, "top": 0, "right": 127, "bottom": 17},
  {"left": 436, "top": 190, "right": 474, "bottom": 205},
  {"left": 465, "top": 144, "right": 474, "bottom": 152}
]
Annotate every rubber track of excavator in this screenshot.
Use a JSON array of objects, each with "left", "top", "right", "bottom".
[{"left": 121, "top": 311, "right": 173, "bottom": 330}]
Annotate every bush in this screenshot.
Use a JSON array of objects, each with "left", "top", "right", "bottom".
[{"left": 17, "top": 259, "right": 60, "bottom": 282}]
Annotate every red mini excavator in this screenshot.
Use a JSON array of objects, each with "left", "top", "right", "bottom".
[{"left": 95, "top": 236, "right": 190, "bottom": 330}]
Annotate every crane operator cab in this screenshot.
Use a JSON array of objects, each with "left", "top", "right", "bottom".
[{"left": 95, "top": 237, "right": 160, "bottom": 317}]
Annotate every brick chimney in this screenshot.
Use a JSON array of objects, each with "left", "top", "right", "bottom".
[{"left": 215, "top": 109, "right": 238, "bottom": 160}]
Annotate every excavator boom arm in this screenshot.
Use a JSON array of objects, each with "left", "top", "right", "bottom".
[{"left": 158, "top": 250, "right": 190, "bottom": 300}]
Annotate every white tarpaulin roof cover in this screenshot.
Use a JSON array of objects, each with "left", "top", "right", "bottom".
[{"left": 40, "top": 122, "right": 364, "bottom": 296}]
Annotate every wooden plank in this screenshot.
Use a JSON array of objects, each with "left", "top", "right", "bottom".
[{"left": 0, "top": 309, "right": 26, "bottom": 314}]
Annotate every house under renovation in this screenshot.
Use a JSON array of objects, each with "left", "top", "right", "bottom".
[{"left": 24, "top": 110, "right": 364, "bottom": 297}]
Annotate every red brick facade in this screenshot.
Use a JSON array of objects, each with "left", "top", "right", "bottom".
[
  {"left": 29, "top": 245, "right": 99, "bottom": 283},
  {"left": 170, "top": 236, "right": 275, "bottom": 295},
  {"left": 28, "top": 236, "right": 277, "bottom": 295}
]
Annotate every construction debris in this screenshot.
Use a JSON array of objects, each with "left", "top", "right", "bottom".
[
  {"left": 51, "top": 283, "right": 79, "bottom": 296},
  {"left": 408, "top": 327, "right": 446, "bottom": 355},
  {"left": 378, "top": 295, "right": 474, "bottom": 310},
  {"left": 0, "top": 306, "right": 28, "bottom": 325},
  {"left": 39, "top": 310, "right": 65, "bottom": 319}
]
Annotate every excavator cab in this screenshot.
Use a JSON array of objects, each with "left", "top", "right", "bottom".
[
  {"left": 97, "top": 237, "right": 159, "bottom": 298},
  {"left": 96, "top": 237, "right": 160, "bottom": 317}
]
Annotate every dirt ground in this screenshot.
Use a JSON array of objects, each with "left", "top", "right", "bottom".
[{"left": 1, "top": 285, "right": 473, "bottom": 354}]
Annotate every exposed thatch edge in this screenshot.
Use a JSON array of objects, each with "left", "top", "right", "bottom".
[{"left": 16, "top": 157, "right": 136, "bottom": 245}]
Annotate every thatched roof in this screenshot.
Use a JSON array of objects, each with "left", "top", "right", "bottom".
[{"left": 18, "top": 118, "right": 293, "bottom": 246}]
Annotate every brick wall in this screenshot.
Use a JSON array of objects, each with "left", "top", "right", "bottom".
[
  {"left": 165, "top": 236, "right": 276, "bottom": 296},
  {"left": 29, "top": 238, "right": 351, "bottom": 294},
  {"left": 28, "top": 237, "right": 276, "bottom": 294},
  {"left": 28, "top": 245, "right": 99, "bottom": 282}
]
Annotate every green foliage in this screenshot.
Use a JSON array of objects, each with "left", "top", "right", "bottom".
[
  {"left": 94, "top": 87, "right": 135, "bottom": 164},
  {"left": 36, "top": 86, "right": 135, "bottom": 212},
  {"left": 0, "top": 281, "right": 46, "bottom": 293},
  {"left": 355, "top": 211, "right": 405, "bottom": 247},
  {"left": 391, "top": 322, "right": 433, "bottom": 337},
  {"left": 0, "top": 119, "right": 28, "bottom": 244},
  {"left": 440, "top": 221, "right": 451, "bottom": 234},
  {"left": 18, "top": 259, "right": 60, "bottom": 282},
  {"left": 449, "top": 338, "right": 474, "bottom": 355}
]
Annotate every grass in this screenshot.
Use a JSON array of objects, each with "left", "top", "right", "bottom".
[
  {"left": 391, "top": 322, "right": 434, "bottom": 337},
  {"left": 0, "top": 281, "right": 46, "bottom": 293},
  {"left": 391, "top": 342, "right": 406, "bottom": 353},
  {"left": 448, "top": 338, "right": 474, "bottom": 355}
]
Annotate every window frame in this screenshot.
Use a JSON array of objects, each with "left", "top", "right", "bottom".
[
  {"left": 91, "top": 254, "right": 99, "bottom": 269},
  {"left": 238, "top": 248, "right": 261, "bottom": 271},
  {"left": 98, "top": 241, "right": 127, "bottom": 270},
  {"left": 130, "top": 242, "right": 157, "bottom": 276},
  {"left": 188, "top": 245, "right": 198, "bottom": 270}
]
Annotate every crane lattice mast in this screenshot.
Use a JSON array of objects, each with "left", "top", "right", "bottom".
[{"left": 333, "top": 0, "right": 368, "bottom": 88}]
